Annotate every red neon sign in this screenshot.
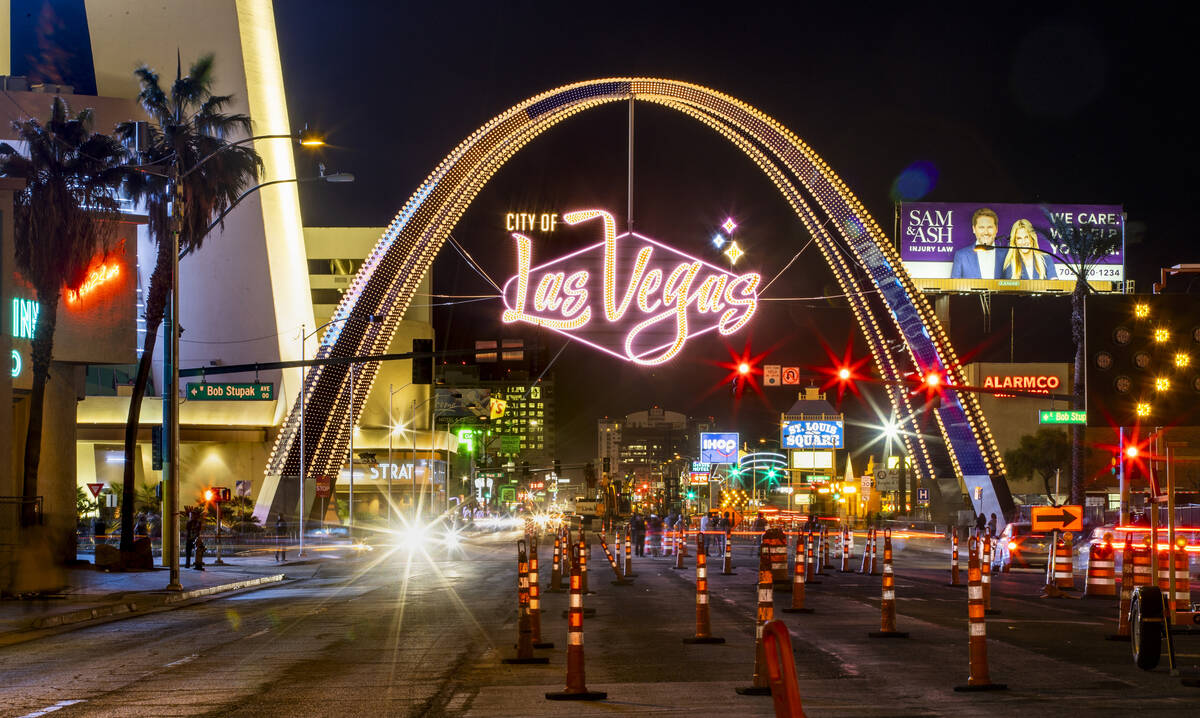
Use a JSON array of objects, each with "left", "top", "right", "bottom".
[
  {"left": 501, "top": 209, "right": 761, "bottom": 365},
  {"left": 66, "top": 258, "right": 122, "bottom": 305},
  {"left": 983, "top": 374, "right": 1061, "bottom": 398}
]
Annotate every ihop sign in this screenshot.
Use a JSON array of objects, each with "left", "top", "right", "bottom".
[
  {"left": 781, "top": 420, "right": 844, "bottom": 449},
  {"left": 501, "top": 209, "right": 761, "bottom": 366},
  {"left": 700, "top": 432, "right": 739, "bottom": 464}
]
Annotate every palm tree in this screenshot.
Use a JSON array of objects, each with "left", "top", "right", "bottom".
[
  {"left": 1036, "top": 210, "right": 1122, "bottom": 505},
  {"left": 0, "top": 97, "right": 126, "bottom": 526},
  {"left": 114, "top": 54, "right": 262, "bottom": 553}
]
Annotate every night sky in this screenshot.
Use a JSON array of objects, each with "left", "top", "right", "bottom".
[
  {"left": 13, "top": 2, "right": 1193, "bottom": 467},
  {"left": 269, "top": 3, "right": 1192, "bottom": 466}
]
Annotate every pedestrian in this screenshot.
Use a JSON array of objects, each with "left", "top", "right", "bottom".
[
  {"left": 974, "top": 512, "right": 987, "bottom": 537},
  {"left": 699, "top": 512, "right": 711, "bottom": 555},
  {"left": 648, "top": 514, "right": 663, "bottom": 557},
  {"left": 987, "top": 512, "right": 997, "bottom": 537},
  {"left": 631, "top": 512, "right": 647, "bottom": 557},
  {"left": 193, "top": 535, "right": 207, "bottom": 570},
  {"left": 184, "top": 508, "right": 201, "bottom": 568},
  {"left": 134, "top": 512, "right": 148, "bottom": 539},
  {"left": 275, "top": 513, "right": 287, "bottom": 561}
]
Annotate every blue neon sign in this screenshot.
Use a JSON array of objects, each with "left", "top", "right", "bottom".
[{"left": 781, "top": 420, "right": 844, "bottom": 449}]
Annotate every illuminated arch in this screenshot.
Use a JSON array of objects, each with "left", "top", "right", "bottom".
[{"left": 262, "top": 78, "right": 1013, "bottom": 522}]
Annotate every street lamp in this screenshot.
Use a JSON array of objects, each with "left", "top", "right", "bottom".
[
  {"left": 158, "top": 129, "right": 326, "bottom": 591},
  {"left": 387, "top": 383, "right": 410, "bottom": 525}
]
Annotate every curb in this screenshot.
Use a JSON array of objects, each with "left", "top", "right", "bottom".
[{"left": 28, "top": 573, "right": 286, "bottom": 630}]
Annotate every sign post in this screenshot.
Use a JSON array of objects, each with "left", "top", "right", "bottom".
[{"left": 87, "top": 482, "right": 105, "bottom": 498}]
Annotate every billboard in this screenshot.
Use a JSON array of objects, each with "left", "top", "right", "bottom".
[
  {"left": 781, "top": 420, "right": 844, "bottom": 449},
  {"left": 699, "top": 432, "right": 739, "bottom": 464},
  {"left": 898, "top": 202, "right": 1123, "bottom": 290}
]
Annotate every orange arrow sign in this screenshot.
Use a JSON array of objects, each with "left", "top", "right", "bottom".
[{"left": 1031, "top": 505, "right": 1083, "bottom": 532}]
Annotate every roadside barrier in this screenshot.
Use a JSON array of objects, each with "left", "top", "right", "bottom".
[
  {"left": 949, "top": 531, "right": 961, "bottom": 586},
  {"left": 1157, "top": 548, "right": 1192, "bottom": 621},
  {"left": 763, "top": 620, "right": 806, "bottom": 717},
  {"left": 783, "top": 532, "right": 814, "bottom": 614},
  {"left": 683, "top": 530, "right": 725, "bottom": 644},
  {"left": 954, "top": 536, "right": 1006, "bottom": 691},
  {"left": 596, "top": 533, "right": 633, "bottom": 586},
  {"left": 625, "top": 524, "right": 637, "bottom": 577},
  {"left": 736, "top": 542, "right": 774, "bottom": 696},
  {"left": 869, "top": 529, "right": 908, "bottom": 638},
  {"left": 1107, "top": 536, "right": 1134, "bottom": 641},
  {"left": 549, "top": 530, "right": 564, "bottom": 592},
  {"left": 1131, "top": 540, "right": 1153, "bottom": 587},
  {"left": 529, "top": 535, "right": 553, "bottom": 648},
  {"left": 723, "top": 526, "right": 736, "bottom": 575},
  {"left": 840, "top": 527, "right": 851, "bottom": 573},
  {"left": 1053, "top": 532, "right": 1074, "bottom": 589},
  {"left": 504, "top": 539, "right": 550, "bottom": 664},
  {"left": 546, "top": 543, "right": 606, "bottom": 701},
  {"left": 981, "top": 534, "right": 994, "bottom": 613},
  {"left": 1085, "top": 539, "right": 1117, "bottom": 597},
  {"left": 805, "top": 530, "right": 821, "bottom": 584}
]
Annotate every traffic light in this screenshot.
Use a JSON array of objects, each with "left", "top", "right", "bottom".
[
  {"left": 411, "top": 338, "right": 433, "bottom": 384},
  {"left": 602, "top": 456, "right": 610, "bottom": 473},
  {"left": 522, "top": 461, "right": 530, "bottom": 480},
  {"left": 151, "top": 424, "right": 163, "bottom": 470},
  {"left": 553, "top": 459, "right": 562, "bottom": 477},
  {"left": 1085, "top": 293, "right": 1200, "bottom": 427}
]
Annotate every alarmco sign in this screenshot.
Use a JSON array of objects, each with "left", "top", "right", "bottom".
[
  {"left": 699, "top": 432, "right": 739, "bottom": 464},
  {"left": 781, "top": 420, "right": 844, "bottom": 449}
]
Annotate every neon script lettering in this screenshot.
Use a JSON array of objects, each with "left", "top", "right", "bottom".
[
  {"left": 66, "top": 262, "right": 120, "bottom": 304},
  {"left": 501, "top": 209, "right": 760, "bottom": 365}
]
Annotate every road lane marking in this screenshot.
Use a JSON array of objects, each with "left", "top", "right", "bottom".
[
  {"left": 247, "top": 629, "right": 270, "bottom": 639},
  {"left": 164, "top": 654, "right": 198, "bottom": 668},
  {"left": 17, "top": 700, "right": 84, "bottom": 717}
]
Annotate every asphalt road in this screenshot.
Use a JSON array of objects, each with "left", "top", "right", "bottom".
[{"left": 1, "top": 531, "right": 1198, "bottom": 717}]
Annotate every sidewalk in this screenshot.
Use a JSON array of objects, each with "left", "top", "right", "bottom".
[{"left": 0, "top": 543, "right": 356, "bottom": 647}]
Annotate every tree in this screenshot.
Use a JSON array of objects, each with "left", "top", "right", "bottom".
[
  {"left": 0, "top": 97, "right": 125, "bottom": 526},
  {"left": 1003, "top": 428, "right": 1070, "bottom": 504},
  {"left": 1035, "top": 211, "right": 1122, "bottom": 505},
  {"left": 113, "top": 55, "right": 262, "bottom": 553}
]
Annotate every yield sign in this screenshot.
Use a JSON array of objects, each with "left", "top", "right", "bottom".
[
  {"left": 87, "top": 482, "right": 105, "bottom": 497},
  {"left": 1031, "top": 505, "right": 1083, "bottom": 532}
]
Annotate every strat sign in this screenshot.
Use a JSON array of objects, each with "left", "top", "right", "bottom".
[{"left": 501, "top": 209, "right": 761, "bottom": 365}]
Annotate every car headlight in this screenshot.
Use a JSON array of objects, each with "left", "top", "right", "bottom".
[{"left": 1007, "top": 541, "right": 1018, "bottom": 551}]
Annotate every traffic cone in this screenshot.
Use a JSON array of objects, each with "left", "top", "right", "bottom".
[
  {"left": 615, "top": 525, "right": 624, "bottom": 576},
  {"left": 546, "top": 542, "right": 607, "bottom": 701},
  {"left": 549, "top": 528, "right": 565, "bottom": 592},
  {"left": 504, "top": 539, "right": 550, "bottom": 664},
  {"left": 722, "top": 526, "right": 736, "bottom": 575},
  {"left": 805, "top": 529, "right": 822, "bottom": 584},
  {"left": 736, "top": 542, "right": 775, "bottom": 696},
  {"left": 1053, "top": 532, "right": 1075, "bottom": 589},
  {"left": 644, "top": 526, "right": 652, "bottom": 558},
  {"left": 954, "top": 537, "right": 1007, "bottom": 691},
  {"left": 948, "top": 530, "right": 961, "bottom": 586},
  {"left": 859, "top": 528, "right": 871, "bottom": 574},
  {"left": 821, "top": 526, "right": 832, "bottom": 572},
  {"left": 1107, "top": 535, "right": 1134, "bottom": 641},
  {"left": 869, "top": 529, "right": 908, "bottom": 638},
  {"left": 762, "top": 621, "right": 806, "bottom": 716},
  {"left": 624, "top": 523, "right": 638, "bottom": 577},
  {"left": 783, "top": 532, "right": 814, "bottom": 614},
  {"left": 683, "top": 530, "right": 725, "bottom": 644},
  {"left": 597, "top": 533, "right": 633, "bottom": 586},
  {"left": 674, "top": 528, "right": 688, "bottom": 570},
  {"left": 1085, "top": 538, "right": 1117, "bottom": 598},
  {"left": 981, "top": 532, "right": 998, "bottom": 614},
  {"left": 529, "top": 534, "right": 554, "bottom": 648},
  {"left": 840, "top": 526, "right": 851, "bottom": 573}
]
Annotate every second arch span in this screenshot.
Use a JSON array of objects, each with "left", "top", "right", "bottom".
[{"left": 259, "top": 78, "right": 1014, "bottom": 525}]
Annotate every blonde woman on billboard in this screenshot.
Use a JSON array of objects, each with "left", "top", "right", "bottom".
[{"left": 1002, "top": 219, "right": 1057, "bottom": 280}]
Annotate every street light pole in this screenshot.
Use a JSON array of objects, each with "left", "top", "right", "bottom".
[{"left": 299, "top": 323, "right": 307, "bottom": 558}]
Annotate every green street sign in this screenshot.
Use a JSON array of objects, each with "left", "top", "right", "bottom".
[
  {"left": 1038, "top": 410, "right": 1087, "bottom": 425},
  {"left": 186, "top": 382, "right": 274, "bottom": 401}
]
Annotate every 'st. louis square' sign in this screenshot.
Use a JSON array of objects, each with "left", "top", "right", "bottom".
[{"left": 501, "top": 209, "right": 761, "bottom": 365}]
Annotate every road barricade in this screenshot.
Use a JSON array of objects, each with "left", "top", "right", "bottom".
[
  {"left": 1107, "top": 537, "right": 1134, "bottom": 641},
  {"left": 683, "top": 531, "right": 725, "bottom": 645},
  {"left": 596, "top": 533, "right": 633, "bottom": 586},
  {"left": 1085, "top": 540, "right": 1117, "bottom": 597},
  {"left": 1053, "top": 533, "right": 1074, "bottom": 589},
  {"left": 504, "top": 539, "right": 549, "bottom": 665},
  {"left": 868, "top": 529, "right": 908, "bottom": 638},
  {"left": 736, "top": 542, "right": 774, "bottom": 696},
  {"left": 546, "top": 543, "right": 606, "bottom": 701},
  {"left": 1157, "top": 548, "right": 1192, "bottom": 620},
  {"left": 954, "top": 536, "right": 1007, "bottom": 692},
  {"left": 529, "top": 536, "right": 553, "bottom": 648},
  {"left": 783, "top": 532, "right": 814, "bottom": 614},
  {"left": 763, "top": 620, "right": 806, "bottom": 717}
]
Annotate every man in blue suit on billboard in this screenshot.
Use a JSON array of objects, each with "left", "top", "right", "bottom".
[{"left": 950, "top": 207, "right": 1004, "bottom": 279}]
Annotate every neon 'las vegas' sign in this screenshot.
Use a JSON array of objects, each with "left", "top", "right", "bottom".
[{"left": 501, "top": 209, "right": 761, "bottom": 366}]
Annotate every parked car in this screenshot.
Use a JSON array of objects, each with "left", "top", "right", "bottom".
[{"left": 993, "top": 521, "right": 1051, "bottom": 569}]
